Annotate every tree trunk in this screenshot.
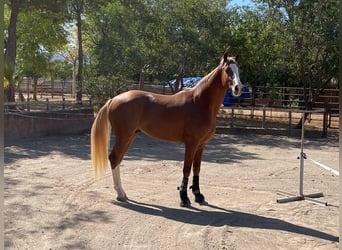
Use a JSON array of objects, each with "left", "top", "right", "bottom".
[
  {"left": 139, "top": 71, "right": 145, "bottom": 90},
  {"left": 51, "top": 78, "right": 55, "bottom": 99},
  {"left": 33, "top": 77, "right": 38, "bottom": 101},
  {"left": 72, "top": 61, "right": 76, "bottom": 98},
  {"left": 76, "top": 3, "right": 83, "bottom": 104},
  {"left": 62, "top": 80, "right": 65, "bottom": 97},
  {"left": 5, "top": 0, "right": 21, "bottom": 102}
]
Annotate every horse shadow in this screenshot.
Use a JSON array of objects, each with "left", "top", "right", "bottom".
[
  {"left": 121, "top": 133, "right": 263, "bottom": 164},
  {"left": 112, "top": 199, "right": 338, "bottom": 243}
]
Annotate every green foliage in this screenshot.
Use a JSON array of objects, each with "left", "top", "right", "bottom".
[
  {"left": 16, "top": 8, "right": 67, "bottom": 79},
  {"left": 4, "top": 0, "right": 69, "bottom": 101},
  {"left": 84, "top": 0, "right": 231, "bottom": 83},
  {"left": 83, "top": 70, "right": 127, "bottom": 111},
  {"left": 250, "top": 0, "right": 339, "bottom": 90},
  {"left": 50, "top": 60, "right": 73, "bottom": 81},
  {"left": 4, "top": 0, "right": 339, "bottom": 105}
]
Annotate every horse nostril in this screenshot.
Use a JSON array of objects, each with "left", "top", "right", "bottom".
[
  {"left": 233, "top": 86, "right": 238, "bottom": 96},
  {"left": 232, "top": 85, "right": 241, "bottom": 97}
]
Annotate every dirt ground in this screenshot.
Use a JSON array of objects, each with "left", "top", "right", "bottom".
[{"left": 4, "top": 129, "right": 339, "bottom": 249}]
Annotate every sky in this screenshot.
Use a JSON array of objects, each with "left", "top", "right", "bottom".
[{"left": 228, "top": 0, "right": 255, "bottom": 7}]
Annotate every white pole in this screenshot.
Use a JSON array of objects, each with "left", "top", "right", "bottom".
[
  {"left": 299, "top": 112, "right": 305, "bottom": 196},
  {"left": 309, "top": 158, "right": 339, "bottom": 176}
]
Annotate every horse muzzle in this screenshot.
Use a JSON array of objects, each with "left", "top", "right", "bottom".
[{"left": 231, "top": 82, "right": 244, "bottom": 97}]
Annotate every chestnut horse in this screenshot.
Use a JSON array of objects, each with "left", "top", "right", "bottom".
[{"left": 91, "top": 51, "right": 243, "bottom": 206}]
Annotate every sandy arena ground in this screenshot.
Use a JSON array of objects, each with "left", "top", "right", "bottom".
[{"left": 4, "top": 129, "right": 339, "bottom": 249}]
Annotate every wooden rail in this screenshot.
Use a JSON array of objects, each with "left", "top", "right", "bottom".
[{"left": 4, "top": 98, "right": 92, "bottom": 112}]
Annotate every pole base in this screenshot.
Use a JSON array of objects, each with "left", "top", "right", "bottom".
[{"left": 277, "top": 191, "right": 327, "bottom": 206}]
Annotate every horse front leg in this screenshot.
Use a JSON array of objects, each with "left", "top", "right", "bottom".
[
  {"left": 191, "top": 146, "right": 205, "bottom": 203},
  {"left": 179, "top": 145, "right": 196, "bottom": 207},
  {"left": 179, "top": 177, "right": 190, "bottom": 207}
]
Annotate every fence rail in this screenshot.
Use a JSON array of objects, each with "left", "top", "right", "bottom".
[
  {"left": 4, "top": 98, "right": 92, "bottom": 113},
  {"left": 15, "top": 78, "right": 339, "bottom": 112},
  {"left": 6, "top": 81, "right": 339, "bottom": 137},
  {"left": 127, "top": 82, "right": 338, "bottom": 110},
  {"left": 218, "top": 106, "right": 337, "bottom": 136}
]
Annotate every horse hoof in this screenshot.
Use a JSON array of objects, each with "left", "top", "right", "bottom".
[
  {"left": 195, "top": 194, "right": 205, "bottom": 203},
  {"left": 117, "top": 195, "right": 128, "bottom": 202},
  {"left": 179, "top": 190, "right": 190, "bottom": 207},
  {"left": 180, "top": 198, "right": 191, "bottom": 207}
]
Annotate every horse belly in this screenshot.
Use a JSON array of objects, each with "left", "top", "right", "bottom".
[
  {"left": 139, "top": 113, "right": 185, "bottom": 142},
  {"left": 139, "top": 108, "right": 213, "bottom": 143}
]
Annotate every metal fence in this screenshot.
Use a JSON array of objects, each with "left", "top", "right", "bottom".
[
  {"left": 6, "top": 79, "right": 339, "bottom": 137},
  {"left": 127, "top": 82, "right": 338, "bottom": 110},
  {"left": 4, "top": 98, "right": 92, "bottom": 113},
  {"left": 16, "top": 78, "right": 339, "bottom": 111},
  {"left": 217, "top": 106, "right": 336, "bottom": 137}
]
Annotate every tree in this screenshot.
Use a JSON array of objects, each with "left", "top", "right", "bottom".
[
  {"left": 4, "top": 0, "right": 68, "bottom": 102},
  {"left": 4, "top": 0, "right": 19, "bottom": 102},
  {"left": 68, "top": 0, "right": 85, "bottom": 103},
  {"left": 6, "top": 0, "right": 337, "bottom": 112},
  {"left": 251, "top": 0, "right": 338, "bottom": 91},
  {"left": 251, "top": 0, "right": 338, "bottom": 126},
  {"left": 149, "top": 0, "right": 230, "bottom": 91},
  {"left": 51, "top": 60, "right": 73, "bottom": 96},
  {"left": 84, "top": 0, "right": 230, "bottom": 91},
  {"left": 16, "top": 8, "right": 67, "bottom": 100},
  {"left": 66, "top": 0, "right": 113, "bottom": 103}
]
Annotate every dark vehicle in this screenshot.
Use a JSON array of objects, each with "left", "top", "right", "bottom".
[{"left": 159, "top": 77, "right": 250, "bottom": 107}]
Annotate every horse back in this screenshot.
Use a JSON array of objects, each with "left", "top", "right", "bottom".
[{"left": 108, "top": 90, "right": 215, "bottom": 143}]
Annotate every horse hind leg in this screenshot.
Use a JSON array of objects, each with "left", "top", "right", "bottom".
[
  {"left": 111, "top": 165, "right": 128, "bottom": 201},
  {"left": 109, "top": 134, "right": 136, "bottom": 201}
]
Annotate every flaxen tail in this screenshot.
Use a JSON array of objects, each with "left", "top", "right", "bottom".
[{"left": 91, "top": 100, "right": 111, "bottom": 176}]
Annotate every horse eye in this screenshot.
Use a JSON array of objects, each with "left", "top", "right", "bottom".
[{"left": 226, "top": 67, "right": 233, "bottom": 77}]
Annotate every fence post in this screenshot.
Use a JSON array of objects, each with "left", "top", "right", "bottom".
[
  {"left": 62, "top": 97, "right": 65, "bottom": 111},
  {"left": 27, "top": 99, "right": 30, "bottom": 112},
  {"left": 46, "top": 98, "right": 49, "bottom": 111},
  {"left": 288, "top": 110, "right": 292, "bottom": 136},
  {"left": 139, "top": 71, "right": 144, "bottom": 90},
  {"left": 251, "top": 86, "right": 256, "bottom": 106},
  {"left": 322, "top": 108, "right": 328, "bottom": 138},
  {"left": 230, "top": 107, "right": 234, "bottom": 128},
  {"left": 262, "top": 105, "right": 266, "bottom": 129}
]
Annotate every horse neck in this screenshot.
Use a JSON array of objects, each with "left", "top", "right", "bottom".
[{"left": 194, "top": 67, "right": 227, "bottom": 114}]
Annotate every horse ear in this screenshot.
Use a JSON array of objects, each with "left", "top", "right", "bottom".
[
  {"left": 235, "top": 52, "right": 240, "bottom": 61},
  {"left": 223, "top": 51, "right": 228, "bottom": 63}
]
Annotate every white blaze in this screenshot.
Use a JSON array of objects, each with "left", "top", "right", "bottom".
[
  {"left": 229, "top": 63, "right": 242, "bottom": 87},
  {"left": 229, "top": 63, "right": 243, "bottom": 96}
]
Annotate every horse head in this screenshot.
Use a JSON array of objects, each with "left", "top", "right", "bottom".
[{"left": 221, "top": 51, "right": 244, "bottom": 97}]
